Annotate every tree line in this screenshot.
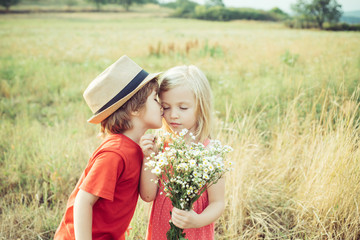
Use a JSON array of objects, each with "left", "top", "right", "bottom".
[
  {"left": 0, "top": 0, "right": 158, "bottom": 12},
  {"left": 163, "top": 0, "right": 358, "bottom": 30},
  {"left": 1, "top": 0, "right": 359, "bottom": 31}
]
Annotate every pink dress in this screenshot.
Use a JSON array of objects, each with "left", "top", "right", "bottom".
[{"left": 146, "top": 140, "right": 214, "bottom": 240}]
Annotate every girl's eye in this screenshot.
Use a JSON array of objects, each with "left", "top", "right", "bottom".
[
  {"left": 154, "top": 99, "right": 159, "bottom": 103},
  {"left": 180, "top": 107, "right": 188, "bottom": 110},
  {"left": 162, "top": 106, "right": 170, "bottom": 110}
]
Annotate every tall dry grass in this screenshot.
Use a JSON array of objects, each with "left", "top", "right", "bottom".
[
  {"left": 214, "top": 89, "right": 360, "bottom": 239},
  {"left": 0, "top": 11, "right": 359, "bottom": 239}
]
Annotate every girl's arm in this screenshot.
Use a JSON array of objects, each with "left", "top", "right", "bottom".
[
  {"left": 171, "top": 177, "right": 225, "bottom": 229},
  {"left": 74, "top": 189, "right": 99, "bottom": 240},
  {"left": 139, "top": 134, "right": 159, "bottom": 202},
  {"left": 140, "top": 157, "right": 159, "bottom": 202}
]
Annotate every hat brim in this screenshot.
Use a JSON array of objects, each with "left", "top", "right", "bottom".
[{"left": 87, "top": 72, "right": 161, "bottom": 124}]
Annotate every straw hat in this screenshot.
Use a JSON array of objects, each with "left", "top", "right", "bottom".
[{"left": 83, "top": 55, "right": 160, "bottom": 124}]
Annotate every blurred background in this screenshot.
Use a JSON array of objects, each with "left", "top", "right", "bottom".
[{"left": 0, "top": 0, "right": 359, "bottom": 239}]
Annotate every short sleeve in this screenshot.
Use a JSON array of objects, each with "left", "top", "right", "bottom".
[{"left": 80, "top": 151, "right": 124, "bottom": 201}]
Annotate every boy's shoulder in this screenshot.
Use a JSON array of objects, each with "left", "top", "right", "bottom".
[{"left": 99, "top": 134, "right": 141, "bottom": 156}]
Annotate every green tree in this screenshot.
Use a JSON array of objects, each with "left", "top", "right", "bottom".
[
  {"left": 292, "top": 0, "right": 342, "bottom": 29},
  {"left": 86, "top": 0, "right": 108, "bottom": 11},
  {"left": 172, "top": 0, "right": 198, "bottom": 17},
  {"left": 269, "top": 7, "right": 289, "bottom": 20},
  {"left": 113, "top": 0, "right": 156, "bottom": 11},
  {"left": 205, "top": 0, "right": 224, "bottom": 7},
  {"left": 118, "top": 0, "right": 132, "bottom": 11},
  {"left": 63, "top": 0, "right": 78, "bottom": 9},
  {"left": 0, "top": 0, "right": 20, "bottom": 12}
]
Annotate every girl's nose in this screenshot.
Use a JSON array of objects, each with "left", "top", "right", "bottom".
[{"left": 170, "top": 109, "right": 179, "bottom": 119}]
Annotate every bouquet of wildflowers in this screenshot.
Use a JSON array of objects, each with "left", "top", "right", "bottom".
[{"left": 145, "top": 129, "right": 233, "bottom": 240}]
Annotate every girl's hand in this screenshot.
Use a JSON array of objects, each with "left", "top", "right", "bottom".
[
  {"left": 171, "top": 207, "right": 199, "bottom": 229},
  {"left": 140, "top": 134, "right": 158, "bottom": 158}
]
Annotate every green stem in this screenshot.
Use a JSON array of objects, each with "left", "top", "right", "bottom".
[{"left": 167, "top": 211, "right": 187, "bottom": 240}]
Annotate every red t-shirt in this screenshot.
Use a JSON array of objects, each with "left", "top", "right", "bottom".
[{"left": 54, "top": 134, "right": 143, "bottom": 240}]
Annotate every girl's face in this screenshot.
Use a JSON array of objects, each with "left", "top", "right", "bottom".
[{"left": 160, "top": 84, "right": 197, "bottom": 134}]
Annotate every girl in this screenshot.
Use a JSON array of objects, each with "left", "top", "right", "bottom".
[{"left": 140, "top": 65, "right": 225, "bottom": 240}]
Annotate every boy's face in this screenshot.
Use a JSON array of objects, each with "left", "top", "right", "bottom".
[{"left": 139, "top": 90, "right": 163, "bottom": 129}]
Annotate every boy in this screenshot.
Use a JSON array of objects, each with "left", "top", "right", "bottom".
[{"left": 54, "top": 55, "right": 163, "bottom": 240}]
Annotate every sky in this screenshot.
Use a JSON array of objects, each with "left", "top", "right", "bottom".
[{"left": 162, "top": 0, "right": 360, "bottom": 13}]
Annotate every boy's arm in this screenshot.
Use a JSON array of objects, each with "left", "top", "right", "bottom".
[
  {"left": 74, "top": 189, "right": 99, "bottom": 240},
  {"left": 171, "top": 177, "right": 225, "bottom": 229}
]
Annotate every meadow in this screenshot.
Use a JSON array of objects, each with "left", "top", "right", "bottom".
[{"left": 0, "top": 7, "right": 360, "bottom": 239}]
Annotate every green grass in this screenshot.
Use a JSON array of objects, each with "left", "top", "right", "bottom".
[{"left": 0, "top": 9, "right": 359, "bottom": 239}]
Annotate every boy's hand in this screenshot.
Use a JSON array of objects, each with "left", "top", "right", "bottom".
[
  {"left": 140, "top": 134, "right": 158, "bottom": 158},
  {"left": 171, "top": 207, "right": 199, "bottom": 229}
]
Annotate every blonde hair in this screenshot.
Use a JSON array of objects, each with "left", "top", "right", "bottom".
[{"left": 159, "top": 65, "right": 213, "bottom": 143}]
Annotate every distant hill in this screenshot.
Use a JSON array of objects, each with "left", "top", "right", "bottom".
[
  {"left": 343, "top": 10, "right": 360, "bottom": 17},
  {"left": 341, "top": 10, "right": 360, "bottom": 24}
]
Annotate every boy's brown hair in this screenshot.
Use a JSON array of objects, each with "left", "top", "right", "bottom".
[{"left": 100, "top": 78, "right": 159, "bottom": 136}]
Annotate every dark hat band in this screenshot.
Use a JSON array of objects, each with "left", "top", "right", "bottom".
[{"left": 95, "top": 69, "right": 149, "bottom": 115}]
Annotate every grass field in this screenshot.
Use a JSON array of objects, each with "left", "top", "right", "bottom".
[{"left": 0, "top": 8, "right": 360, "bottom": 239}]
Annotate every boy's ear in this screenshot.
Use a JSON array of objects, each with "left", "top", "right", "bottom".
[{"left": 131, "top": 110, "right": 140, "bottom": 117}]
